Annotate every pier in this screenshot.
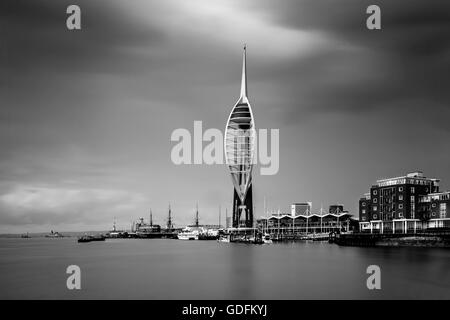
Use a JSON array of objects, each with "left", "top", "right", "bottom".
[
  {"left": 270, "top": 232, "right": 330, "bottom": 241},
  {"left": 331, "top": 229, "right": 450, "bottom": 247}
]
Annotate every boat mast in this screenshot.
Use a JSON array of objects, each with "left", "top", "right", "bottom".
[
  {"left": 167, "top": 203, "right": 173, "bottom": 230},
  {"left": 219, "top": 205, "right": 221, "bottom": 228},
  {"left": 225, "top": 208, "right": 228, "bottom": 229},
  {"left": 195, "top": 202, "right": 199, "bottom": 227},
  {"left": 150, "top": 209, "right": 153, "bottom": 226},
  {"left": 264, "top": 196, "right": 267, "bottom": 233}
]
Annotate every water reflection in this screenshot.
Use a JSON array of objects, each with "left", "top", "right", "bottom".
[{"left": 0, "top": 238, "right": 449, "bottom": 299}]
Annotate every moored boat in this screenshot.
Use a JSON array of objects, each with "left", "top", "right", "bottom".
[
  {"left": 262, "top": 233, "right": 273, "bottom": 244},
  {"left": 177, "top": 227, "right": 199, "bottom": 240},
  {"left": 217, "top": 235, "right": 231, "bottom": 243},
  {"left": 78, "top": 235, "right": 92, "bottom": 243},
  {"left": 133, "top": 216, "right": 163, "bottom": 239},
  {"left": 77, "top": 234, "right": 106, "bottom": 243},
  {"left": 45, "top": 230, "right": 64, "bottom": 238},
  {"left": 198, "top": 228, "right": 219, "bottom": 240}
]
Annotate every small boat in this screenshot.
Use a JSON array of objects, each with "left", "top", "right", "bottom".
[
  {"left": 177, "top": 233, "right": 198, "bottom": 240},
  {"left": 107, "top": 231, "right": 129, "bottom": 238},
  {"left": 78, "top": 235, "right": 92, "bottom": 243},
  {"left": 198, "top": 228, "right": 219, "bottom": 240},
  {"left": 248, "top": 228, "right": 264, "bottom": 244},
  {"left": 45, "top": 230, "right": 64, "bottom": 238},
  {"left": 77, "top": 234, "right": 106, "bottom": 243},
  {"left": 177, "top": 227, "right": 199, "bottom": 240},
  {"left": 217, "top": 235, "right": 230, "bottom": 243},
  {"left": 248, "top": 236, "right": 264, "bottom": 245},
  {"left": 106, "top": 217, "right": 129, "bottom": 238},
  {"left": 262, "top": 233, "right": 273, "bottom": 244},
  {"left": 90, "top": 234, "right": 106, "bottom": 241}
]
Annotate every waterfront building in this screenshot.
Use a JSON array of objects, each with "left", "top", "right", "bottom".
[
  {"left": 225, "top": 46, "right": 256, "bottom": 228},
  {"left": 291, "top": 202, "right": 312, "bottom": 216},
  {"left": 258, "top": 205, "right": 356, "bottom": 236},
  {"left": 329, "top": 204, "right": 346, "bottom": 214},
  {"left": 418, "top": 191, "right": 450, "bottom": 228},
  {"left": 359, "top": 171, "right": 450, "bottom": 233}
]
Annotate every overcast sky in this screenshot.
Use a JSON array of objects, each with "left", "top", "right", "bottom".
[{"left": 1, "top": 0, "right": 450, "bottom": 233}]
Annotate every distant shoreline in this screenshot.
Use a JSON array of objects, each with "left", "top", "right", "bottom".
[{"left": 0, "top": 231, "right": 109, "bottom": 238}]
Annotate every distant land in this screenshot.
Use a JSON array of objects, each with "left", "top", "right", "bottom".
[{"left": 0, "top": 231, "right": 109, "bottom": 238}]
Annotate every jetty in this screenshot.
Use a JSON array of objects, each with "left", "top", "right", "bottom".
[{"left": 330, "top": 229, "right": 450, "bottom": 247}]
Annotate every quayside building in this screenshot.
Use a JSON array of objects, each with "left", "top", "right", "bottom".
[
  {"left": 257, "top": 204, "right": 357, "bottom": 236},
  {"left": 359, "top": 171, "right": 450, "bottom": 233}
]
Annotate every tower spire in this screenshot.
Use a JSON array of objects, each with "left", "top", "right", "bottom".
[{"left": 240, "top": 44, "right": 247, "bottom": 98}]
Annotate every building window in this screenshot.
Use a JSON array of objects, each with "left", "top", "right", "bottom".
[
  {"left": 373, "top": 214, "right": 378, "bottom": 219},
  {"left": 399, "top": 212, "right": 403, "bottom": 218},
  {"left": 399, "top": 187, "right": 403, "bottom": 192},
  {"left": 362, "top": 209, "right": 366, "bottom": 214},
  {"left": 373, "top": 198, "right": 378, "bottom": 203},
  {"left": 373, "top": 206, "right": 378, "bottom": 212},
  {"left": 411, "top": 187, "right": 415, "bottom": 193},
  {"left": 399, "top": 204, "right": 403, "bottom": 209},
  {"left": 373, "top": 190, "right": 378, "bottom": 195},
  {"left": 362, "top": 202, "right": 366, "bottom": 207},
  {"left": 432, "top": 203, "right": 436, "bottom": 208},
  {"left": 440, "top": 203, "right": 447, "bottom": 219},
  {"left": 399, "top": 195, "right": 403, "bottom": 201}
]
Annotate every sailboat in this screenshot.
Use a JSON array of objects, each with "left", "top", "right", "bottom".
[{"left": 262, "top": 196, "right": 272, "bottom": 244}]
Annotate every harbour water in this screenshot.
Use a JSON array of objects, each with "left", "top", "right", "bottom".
[{"left": 0, "top": 238, "right": 449, "bottom": 299}]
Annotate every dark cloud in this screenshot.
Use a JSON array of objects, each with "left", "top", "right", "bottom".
[
  {"left": 244, "top": 0, "right": 450, "bottom": 127},
  {"left": 1, "top": 0, "right": 449, "bottom": 231},
  {"left": 247, "top": 0, "right": 450, "bottom": 57},
  {"left": 0, "top": 0, "right": 170, "bottom": 191},
  {"left": 1, "top": 0, "right": 166, "bottom": 75}
]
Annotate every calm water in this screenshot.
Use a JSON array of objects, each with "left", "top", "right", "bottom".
[{"left": 0, "top": 238, "right": 449, "bottom": 299}]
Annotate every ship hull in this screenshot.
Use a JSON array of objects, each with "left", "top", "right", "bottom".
[
  {"left": 177, "top": 233, "right": 199, "bottom": 240},
  {"left": 135, "top": 232, "right": 163, "bottom": 239}
]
